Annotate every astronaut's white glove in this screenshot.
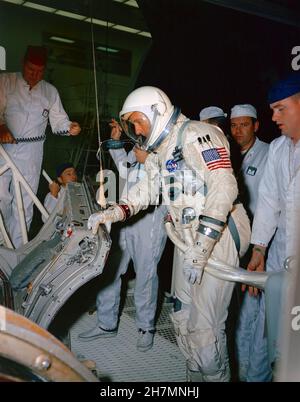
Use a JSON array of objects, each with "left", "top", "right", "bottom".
[
  {"left": 87, "top": 204, "right": 127, "bottom": 235},
  {"left": 183, "top": 231, "right": 219, "bottom": 285}
]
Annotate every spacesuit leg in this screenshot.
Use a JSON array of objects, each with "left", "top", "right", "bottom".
[
  {"left": 170, "top": 203, "right": 251, "bottom": 382},
  {"left": 170, "top": 249, "right": 193, "bottom": 371},
  {"left": 130, "top": 213, "right": 167, "bottom": 331},
  {"left": 186, "top": 206, "right": 250, "bottom": 382},
  {"left": 189, "top": 265, "right": 235, "bottom": 382},
  {"left": 189, "top": 228, "right": 240, "bottom": 382},
  {"left": 172, "top": 246, "right": 192, "bottom": 305},
  {"left": 170, "top": 300, "right": 193, "bottom": 364},
  {"left": 170, "top": 268, "right": 233, "bottom": 383},
  {"left": 96, "top": 228, "right": 131, "bottom": 330}
]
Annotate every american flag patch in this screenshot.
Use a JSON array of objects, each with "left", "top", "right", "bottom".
[{"left": 201, "top": 147, "right": 231, "bottom": 171}]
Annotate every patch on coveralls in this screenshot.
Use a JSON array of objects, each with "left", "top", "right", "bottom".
[
  {"left": 246, "top": 166, "right": 257, "bottom": 176},
  {"left": 42, "top": 109, "right": 49, "bottom": 118}
]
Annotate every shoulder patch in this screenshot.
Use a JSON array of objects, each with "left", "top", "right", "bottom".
[{"left": 201, "top": 147, "right": 231, "bottom": 171}]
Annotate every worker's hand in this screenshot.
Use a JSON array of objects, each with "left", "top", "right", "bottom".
[
  {"left": 69, "top": 122, "right": 81, "bottom": 136},
  {"left": 0, "top": 124, "right": 16, "bottom": 144},
  {"left": 242, "top": 245, "right": 266, "bottom": 296},
  {"left": 133, "top": 146, "right": 149, "bottom": 164},
  {"left": 183, "top": 232, "right": 217, "bottom": 285},
  {"left": 49, "top": 181, "right": 60, "bottom": 198},
  {"left": 109, "top": 118, "right": 122, "bottom": 140},
  {"left": 87, "top": 204, "right": 125, "bottom": 235}
]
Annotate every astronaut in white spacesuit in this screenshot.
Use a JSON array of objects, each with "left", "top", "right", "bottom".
[
  {"left": 0, "top": 46, "right": 81, "bottom": 248},
  {"left": 87, "top": 86, "right": 251, "bottom": 381}
]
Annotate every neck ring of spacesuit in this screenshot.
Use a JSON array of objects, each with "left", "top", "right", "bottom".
[{"left": 146, "top": 106, "right": 181, "bottom": 152}]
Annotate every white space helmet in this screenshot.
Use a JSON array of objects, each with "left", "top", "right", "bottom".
[{"left": 120, "top": 86, "right": 179, "bottom": 151}]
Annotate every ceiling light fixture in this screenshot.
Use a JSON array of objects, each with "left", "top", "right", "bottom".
[
  {"left": 49, "top": 36, "right": 75, "bottom": 44},
  {"left": 84, "top": 17, "right": 114, "bottom": 27},
  {"left": 23, "top": 1, "right": 56, "bottom": 12},
  {"left": 55, "top": 10, "right": 86, "bottom": 20},
  {"left": 2, "top": 1, "right": 151, "bottom": 39},
  {"left": 138, "top": 31, "right": 152, "bottom": 38},
  {"left": 125, "top": 0, "right": 139, "bottom": 8},
  {"left": 97, "top": 46, "right": 119, "bottom": 53},
  {"left": 1, "top": 0, "right": 25, "bottom": 4},
  {"left": 112, "top": 24, "right": 139, "bottom": 34}
]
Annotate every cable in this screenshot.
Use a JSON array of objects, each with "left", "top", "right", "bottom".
[{"left": 90, "top": 0, "right": 106, "bottom": 209}]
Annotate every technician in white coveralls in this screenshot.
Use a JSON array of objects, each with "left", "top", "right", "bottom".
[
  {"left": 230, "top": 104, "right": 271, "bottom": 382},
  {"left": 79, "top": 120, "right": 168, "bottom": 352},
  {"left": 43, "top": 162, "right": 78, "bottom": 221},
  {"left": 0, "top": 46, "right": 81, "bottom": 248},
  {"left": 87, "top": 86, "right": 251, "bottom": 381},
  {"left": 242, "top": 72, "right": 300, "bottom": 380}
]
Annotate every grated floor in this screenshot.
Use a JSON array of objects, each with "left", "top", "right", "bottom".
[{"left": 69, "top": 295, "right": 186, "bottom": 382}]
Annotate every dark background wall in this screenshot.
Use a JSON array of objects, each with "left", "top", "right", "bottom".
[{"left": 136, "top": 0, "right": 300, "bottom": 143}]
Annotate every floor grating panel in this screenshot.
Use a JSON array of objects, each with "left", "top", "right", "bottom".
[{"left": 69, "top": 295, "right": 186, "bottom": 382}]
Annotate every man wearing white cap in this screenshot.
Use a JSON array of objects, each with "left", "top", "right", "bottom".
[
  {"left": 230, "top": 104, "right": 269, "bottom": 219},
  {"left": 230, "top": 104, "right": 270, "bottom": 382},
  {"left": 238, "top": 73, "right": 300, "bottom": 381},
  {"left": 199, "top": 106, "right": 227, "bottom": 131}
]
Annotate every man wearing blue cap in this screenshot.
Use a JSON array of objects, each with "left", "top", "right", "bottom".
[
  {"left": 239, "top": 73, "right": 300, "bottom": 381},
  {"left": 43, "top": 162, "right": 78, "bottom": 220},
  {"left": 0, "top": 46, "right": 81, "bottom": 248}
]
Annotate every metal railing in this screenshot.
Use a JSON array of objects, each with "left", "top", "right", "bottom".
[{"left": 0, "top": 144, "right": 49, "bottom": 248}]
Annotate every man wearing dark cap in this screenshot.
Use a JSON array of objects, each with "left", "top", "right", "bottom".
[
  {"left": 43, "top": 162, "right": 77, "bottom": 221},
  {"left": 0, "top": 46, "right": 81, "bottom": 247},
  {"left": 238, "top": 73, "right": 300, "bottom": 381}
]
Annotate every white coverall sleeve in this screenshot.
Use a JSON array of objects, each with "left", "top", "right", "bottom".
[
  {"left": 184, "top": 124, "right": 238, "bottom": 224},
  {"left": 0, "top": 73, "right": 8, "bottom": 125},
  {"left": 251, "top": 143, "right": 280, "bottom": 247},
  {"left": 48, "top": 88, "right": 72, "bottom": 134},
  {"left": 42, "top": 192, "right": 58, "bottom": 223},
  {"left": 119, "top": 152, "right": 160, "bottom": 216},
  {"left": 109, "top": 148, "right": 128, "bottom": 169}
]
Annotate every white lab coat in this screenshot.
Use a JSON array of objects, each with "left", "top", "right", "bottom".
[
  {"left": 240, "top": 137, "right": 269, "bottom": 217},
  {"left": 252, "top": 135, "right": 300, "bottom": 271},
  {"left": 237, "top": 135, "right": 300, "bottom": 382},
  {"left": 0, "top": 72, "right": 71, "bottom": 248},
  {"left": 235, "top": 137, "right": 270, "bottom": 382},
  {"left": 121, "top": 116, "right": 251, "bottom": 381}
]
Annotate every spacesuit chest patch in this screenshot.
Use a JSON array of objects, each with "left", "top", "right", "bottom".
[
  {"left": 246, "top": 166, "right": 257, "bottom": 176},
  {"left": 166, "top": 159, "right": 179, "bottom": 172}
]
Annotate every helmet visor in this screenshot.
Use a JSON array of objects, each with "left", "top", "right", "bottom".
[{"left": 120, "top": 112, "right": 151, "bottom": 146}]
